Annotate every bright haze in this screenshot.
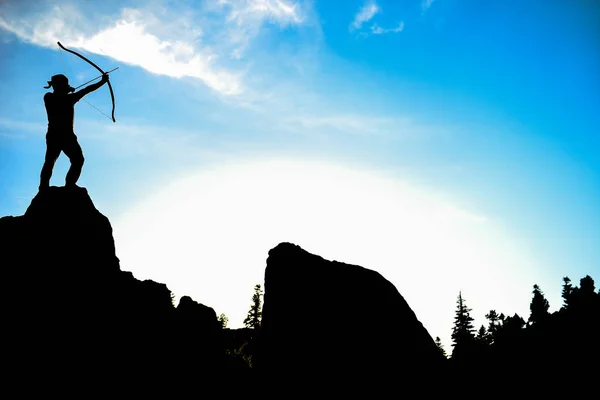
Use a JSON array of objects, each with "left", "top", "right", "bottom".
[{"left": 1, "top": 0, "right": 598, "bottom": 350}]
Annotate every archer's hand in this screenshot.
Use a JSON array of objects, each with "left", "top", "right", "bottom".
[{"left": 101, "top": 73, "right": 109, "bottom": 83}]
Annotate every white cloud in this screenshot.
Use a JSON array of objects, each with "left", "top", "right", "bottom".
[
  {"left": 0, "top": 1, "right": 309, "bottom": 96},
  {"left": 215, "top": 0, "right": 306, "bottom": 59},
  {"left": 349, "top": 1, "right": 403, "bottom": 37},
  {"left": 0, "top": 5, "right": 243, "bottom": 95},
  {"left": 85, "top": 15, "right": 243, "bottom": 95},
  {"left": 0, "top": 4, "right": 83, "bottom": 47},
  {"left": 370, "top": 21, "right": 404, "bottom": 35},
  {"left": 223, "top": 0, "right": 303, "bottom": 25},
  {"left": 422, "top": 0, "right": 435, "bottom": 13},
  {"left": 350, "top": 1, "right": 381, "bottom": 31}
]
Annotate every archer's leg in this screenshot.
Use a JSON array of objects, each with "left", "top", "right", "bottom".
[
  {"left": 39, "top": 137, "right": 61, "bottom": 191},
  {"left": 63, "top": 134, "right": 85, "bottom": 187}
]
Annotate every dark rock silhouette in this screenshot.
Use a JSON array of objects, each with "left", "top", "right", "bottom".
[
  {"left": 0, "top": 186, "right": 224, "bottom": 374},
  {"left": 256, "top": 242, "right": 446, "bottom": 382}
]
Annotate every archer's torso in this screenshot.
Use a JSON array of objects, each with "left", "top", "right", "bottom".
[{"left": 44, "top": 92, "right": 78, "bottom": 134}]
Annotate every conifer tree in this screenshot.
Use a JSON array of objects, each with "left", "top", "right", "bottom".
[
  {"left": 485, "top": 310, "right": 500, "bottom": 343},
  {"left": 435, "top": 336, "right": 447, "bottom": 358},
  {"left": 476, "top": 325, "right": 490, "bottom": 345},
  {"left": 243, "top": 284, "right": 263, "bottom": 329},
  {"left": 529, "top": 284, "right": 550, "bottom": 324},
  {"left": 451, "top": 291, "right": 475, "bottom": 348},
  {"left": 561, "top": 277, "right": 572, "bottom": 309}
]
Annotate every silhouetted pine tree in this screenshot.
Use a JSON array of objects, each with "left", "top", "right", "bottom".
[
  {"left": 435, "top": 336, "right": 447, "bottom": 358},
  {"left": 451, "top": 292, "right": 476, "bottom": 358},
  {"left": 485, "top": 310, "right": 501, "bottom": 343},
  {"left": 243, "top": 284, "right": 263, "bottom": 329},
  {"left": 529, "top": 284, "right": 550, "bottom": 324},
  {"left": 476, "top": 325, "right": 490, "bottom": 345},
  {"left": 561, "top": 277, "right": 573, "bottom": 310}
]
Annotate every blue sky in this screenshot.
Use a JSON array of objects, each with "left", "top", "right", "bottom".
[{"left": 1, "top": 0, "right": 599, "bottom": 350}]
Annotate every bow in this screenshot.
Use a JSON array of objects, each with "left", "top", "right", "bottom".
[{"left": 57, "top": 41, "right": 116, "bottom": 123}]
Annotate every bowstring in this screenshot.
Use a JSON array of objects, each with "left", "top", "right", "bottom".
[
  {"left": 59, "top": 46, "right": 113, "bottom": 122},
  {"left": 81, "top": 98, "right": 113, "bottom": 120}
]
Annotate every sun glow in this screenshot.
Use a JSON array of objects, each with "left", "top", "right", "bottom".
[{"left": 113, "top": 159, "right": 537, "bottom": 347}]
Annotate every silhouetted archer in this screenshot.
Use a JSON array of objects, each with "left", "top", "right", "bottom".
[
  {"left": 39, "top": 42, "right": 117, "bottom": 191},
  {"left": 39, "top": 73, "right": 109, "bottom": 191}
]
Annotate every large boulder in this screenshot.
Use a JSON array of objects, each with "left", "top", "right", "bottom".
[{"left": 256, "top": 242, "right": 446, "bottom": 379}]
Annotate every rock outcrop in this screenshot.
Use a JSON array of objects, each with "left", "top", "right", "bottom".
[
  {"left": 0, "top": 187, "right": 452, "bottom": 380},
  {"left": 0, "top": 186, "right": 223, "bottom": 374},
  {"left": 256, "top": 242, "right": 446, "bottom": 379}
]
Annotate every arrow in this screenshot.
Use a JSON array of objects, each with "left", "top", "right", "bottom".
[{"left": 72, "top": 67, "right": 119, "bottom": 91}]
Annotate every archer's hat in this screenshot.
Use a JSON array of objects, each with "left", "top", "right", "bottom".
[{"left": 44, "top": 74, "right": 74, "bottom": 92}]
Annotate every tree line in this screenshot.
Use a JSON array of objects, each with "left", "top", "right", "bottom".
[{"left": 438, "top": 274, "right": 599, "bottom": 371}]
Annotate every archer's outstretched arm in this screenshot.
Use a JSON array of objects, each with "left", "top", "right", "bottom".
[{"left": 72, "top": 73, "right": 109, "bottom": 103}]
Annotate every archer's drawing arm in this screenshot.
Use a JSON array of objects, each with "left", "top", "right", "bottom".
[{"left": 72, "top": 73, "right": 109, "bottom": 103}]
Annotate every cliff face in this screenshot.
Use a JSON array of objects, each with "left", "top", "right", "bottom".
[
  {"left": 0, "top": 186, "right": 222, "bottom": 373},
  {"left": 256, "top": 242, "right": 446, "bottom": 378},
  {"left": 0, "top": 186, "right": 452, "bottom": 379}
]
